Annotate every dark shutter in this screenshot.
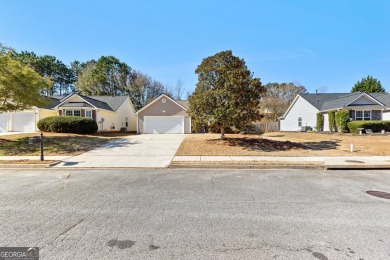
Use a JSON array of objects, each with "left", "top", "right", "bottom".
[{"left": 92, "top": 110, "right": 96, "bottom": 121}]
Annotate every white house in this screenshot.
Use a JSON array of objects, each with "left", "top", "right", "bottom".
[
  {"left": 280, "top": 92, "right": 390, "bottom": 131},
  {"left": 0, "top": 94, "right": 137, "bottom": 133}
]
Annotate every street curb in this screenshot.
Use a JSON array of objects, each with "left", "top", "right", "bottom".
[
  {"left": 0, "top": 160, "right": 62, "bottom": 169},
  {"left": 325, "top": 165, "right": 390, "bottom": 170},
  {"left": 169, "top": 162, "right": 324, "bottom": 170},
  {"left": 170, "top": 162, "right": 390, "bottom": 170}
]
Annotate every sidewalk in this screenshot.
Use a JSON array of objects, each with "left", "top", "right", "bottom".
[
  {"left": 1, "top": 155, "right": 390, "bottom": 170},
  {"left": 171, "top": 156, "right": 390, "bottom": 169}
]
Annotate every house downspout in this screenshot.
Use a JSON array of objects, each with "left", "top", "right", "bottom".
[
  {"left": 36, "top": 109, "right": 40, "bottom": 132},
  {"left": 136, "top": 114, "right": 139, "bottom": 134}
]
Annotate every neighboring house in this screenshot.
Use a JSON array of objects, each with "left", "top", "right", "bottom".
[
  {"left": 0, "top": 94, "right": 137, "bottom": 133},
  {"left": 0, "top": 97, "right": 58, "bottom": 133},
  {"left": 280, "top": 92, "right": 390, "bottom": 131},
  {"left": 135, "top": 94, "right": 191, "bottom": 134}
]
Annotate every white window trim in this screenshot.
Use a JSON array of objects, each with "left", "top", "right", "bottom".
[
  {"left": 355, "top": 110, "right": 371, "bottom": 121},
  {"left": 85, "top": 110, "right": 92, "bottom": 119},
  {"left": 65, "top": 110, "right": 81, "bottom": 117},
  {"left": 298, "top": 117, "right": 302, "bottom": 127}
]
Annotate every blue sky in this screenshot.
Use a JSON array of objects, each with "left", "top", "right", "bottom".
[{"left": 1, "top": 0, "right": 390, "bottom": 95}]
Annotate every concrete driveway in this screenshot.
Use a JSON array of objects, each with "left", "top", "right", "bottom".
[{"left": 55, "top": 134, "right": 186, "bottom": 168}]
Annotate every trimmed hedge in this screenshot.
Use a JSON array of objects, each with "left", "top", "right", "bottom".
[
  {"left": 316, "top": 112, "right": 324, "bottom": 132},
  {"left": 328, "top": 110, "right": 336, "bottom": 132},
  {"left": 347, "top": 120, "right": 390, "bottom": 133},
  {"left": 37, "top": 116, "right": 98, "bottom": 134},
  {"left": 335, "top": 109, "right": 350, "bottom": 133}
]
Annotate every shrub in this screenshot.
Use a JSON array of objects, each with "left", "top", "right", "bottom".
[
  {"left": 328, "top": 110, "right": 336, "bottom": 132},
  {"left": 335, "top": 109, "right": 350, "bottom": 133},
  {"left": 37, "top": 116, "right": 98, "bottom": 134},
  {"left": 316, "top": 112, "right": 324, "bottom": 132},
  {"left": 347, "top": 120, "right": 390, "bottom": 133}
]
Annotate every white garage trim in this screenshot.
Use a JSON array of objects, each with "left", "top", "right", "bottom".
[
  {"left": 0, "top": 113, "right": 8, "bottom": 132},
  {"left": 12, "top": 112, "right": 35, "bottom": 132},
  {"left": 144, "top": 116, "right": 184, "bottom": 134}
]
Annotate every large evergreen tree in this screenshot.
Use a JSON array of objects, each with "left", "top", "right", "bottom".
[
  {"left": 189, "top": 50, "right": 264, "bottom": 139},
  {"left": 351, "top": 75, "right": 385, "bottom": 93}
]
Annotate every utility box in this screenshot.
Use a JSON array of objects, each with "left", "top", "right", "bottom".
[{"left": 300, "top": 126, "right": 312, "bottom": 132}]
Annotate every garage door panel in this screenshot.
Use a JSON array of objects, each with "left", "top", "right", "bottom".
[
  {"left": 0, "top": 113, "right": 7, "bottom": 132},
  {"left": 144, "top": 117, "right": 184, "bottom": 134},
  {"left": 13, "top": 112, "right": 35, "bottom": 132}
]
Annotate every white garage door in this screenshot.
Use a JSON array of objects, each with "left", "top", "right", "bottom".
[
  {"left": 144, "top": 116, "right": 184, "bottom": 134},
  {"left": 13, "top": 112, "right": 35, "bottom": 132},
  {"left": 0, "top": 113, "right": 7, "bottom": 132}
]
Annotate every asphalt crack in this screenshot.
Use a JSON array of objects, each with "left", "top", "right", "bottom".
[{"left": 55, "top": 218, "right": 84, "bottom": 239}]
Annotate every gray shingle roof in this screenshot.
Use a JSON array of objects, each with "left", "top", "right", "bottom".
[
  {"left": 176, "top": 100, "right": 189, "bottom": 109},
  {"left": 41, "top": 95, "right": 129, "bottom": 112},
  {"left": 319, "top": 93, "right": 366, "bottom": 110},
  {"left": 42, "top": 96, "right": 62, "bottom": 109},
  {"left": 300, "top": 93, "right": 350, "bottom": 110},
  {"left": 84, "top": 96, "right": 128, "bottom": 111},
  {"left": 370, "top": 93, "right": 390, "bottom": 106},
  {"left": 300, "top": 92, "right": 390, "bottom": 111}
]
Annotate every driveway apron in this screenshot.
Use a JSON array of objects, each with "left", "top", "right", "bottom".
[{"left": 55, "top": 134, "right": 186, "bottom": 168}]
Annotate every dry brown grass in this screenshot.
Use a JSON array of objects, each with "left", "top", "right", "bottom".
[
  {"left": 176, "top": 132, "right": 390, "bottom": 156},
  {"left": 0, "top": 160, "right": 57, "bottom": 164},
  {"left": 0, "top": 132, "right": 135, "bottom": 156}
]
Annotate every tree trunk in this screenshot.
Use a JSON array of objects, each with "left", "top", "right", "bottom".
[{"left": 220, "top": 128, "right": 225, "bottom": 140}]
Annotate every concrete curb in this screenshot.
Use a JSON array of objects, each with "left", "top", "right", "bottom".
[
  {"left": 169, "top": 163, "right": 324, "bottom": 170},
  {"left": 325, "top": 164, "right": 390, "bottom": 170},
  {"left": 170, "top": 161, "right": 390, "bottom": 170},
  {"left": 0, "top": 160, "right": 62, "bottom": 169}
]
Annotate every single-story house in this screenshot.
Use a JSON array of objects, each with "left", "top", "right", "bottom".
[
  {"left": 280, "top": 92, "right": 390, "bottom": 131},
  {"left": 136, "top": 94, "right": 191, "bottom": 134},
  {"left": 0, "top": 94, "right": 137, "bottom": 133},
  {"left": 0, "top": 97, "right": 58, "bottom": 133}
]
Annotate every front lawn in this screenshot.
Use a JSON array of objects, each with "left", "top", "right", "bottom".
[
  {"left": 176, "top": 132, "right": 390, "bottom": 156},
  {"left": 0, "top": 132, "right": 134, "bottom": 156}
]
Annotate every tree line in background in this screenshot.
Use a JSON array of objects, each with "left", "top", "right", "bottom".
[
  {"left": 1, "top": 43, "right": 386, "bottom": 122},
  {"left": 2, "top": 43, "right": 184, "bottom": 110}
]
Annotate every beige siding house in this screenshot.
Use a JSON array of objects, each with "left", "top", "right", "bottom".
[
  {"left": 0, "top": 96, "right": 60, "bottom": 133},
  {"left": 53, "top": 94, "right": 137, "bottom": 132},
  {"left": 136, "top": 94, "right": 191, "bottom": 134},
  {"left": 0, "top": 94, "right": 138, "bottom": 133}
]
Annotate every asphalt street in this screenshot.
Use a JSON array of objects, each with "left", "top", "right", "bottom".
[{"left": 0, "top": 168, "right": 390, "bottom": 259}]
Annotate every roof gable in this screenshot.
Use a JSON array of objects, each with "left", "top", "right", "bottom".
[
  {"left": 348, "top": 94, "right": 383, "bottom": 106},
  {"left": 135, "top": 94, "right": 188, "bottom": 114},
  {"left": 320, "top": 92, "right": 385, "bottom": 111},
  {"left": 53, "top": 94, "right": 129, "bottom": 112}
]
